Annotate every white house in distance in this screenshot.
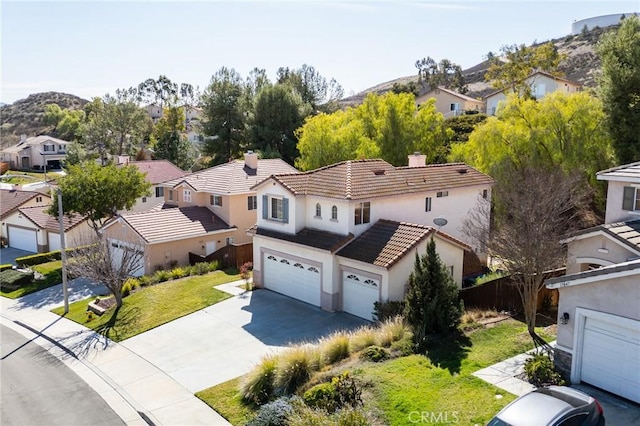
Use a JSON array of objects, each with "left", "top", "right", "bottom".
[
  {"left": 546, "top": 161, "right": 640, "bottom": 404},
  {"left": 0, "top": 135, "right": 70, "bottom": 170},
  {"left": 415, "top": 86, "right": 485, "bottom": 118},
  {"left": 249, "top": 155, "right": 494, "bottom": 320},
  {"left": 484, "top": 71, "right": 582, "bottom": 115}
]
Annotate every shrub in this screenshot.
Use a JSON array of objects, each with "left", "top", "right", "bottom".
[
  {"left": 0, "top": 269, "right": 34, "bottom": 290},
  {"left": 0, "top": 264, "right": 13, "bottom": 272},
  {"left": 138, "top": 275, "right": 153, "bottom": 287},
  {"left": 302, "top": 372, "right": 362, "bottom": 413},
  {"left": 373, "top": 300, "right": 405, "bottom": 323},
  {"left": 320, "top": 332, "right": 351, "bottom": 364},
  {"left": 349, "top": 327, "right": 377, "bottom": 352},
  {"left": 359, "top": 345, "right": 389, "bottom": 362},
  {"left": 121, "top": 278, "right": 139, "bottom": 298},
  {"left": 524, "top": 353, "right": 565, "bottom": 387},
  {"left": 303, "top": 382, "right": 338, "bottom": 412},
  {"left": 154, "top": 269, "right": 171, "bottom": 283},
  {"left": 275, "top": 346, "right": 319, "bottom": 395},
  {"left": 15, "top": 250, "right": 61, "bottom": 267},
  {"left": 247, "top": 396, "right": 296, "bottom": 426},
  {"left": 207, "top": 260, "right": 220, "bottom": 272},
  {"left": 170, "top": 267, "right": 189, "bottom": 280},
  {"left": 241, "top": 355, "right": 278, "bottom": 405},
  {"left": 330, "top": 372, "right": 362, "bottom": 410},
  {"left": 287, "top": 405, "right": 370, "bottom": 426},
  {"left": 192, "top": 262, "right": 210, "bottom": 275},
  {"left": 376, "top": 316, "right": 406, "bottom": 347}
]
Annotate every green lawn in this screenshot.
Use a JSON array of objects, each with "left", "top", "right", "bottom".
[
  {"left": 1, "top": 260, "right": 62, "bottom": 299},
  {"left": 1, "top": 170, "right": 61, "bottom": 184},
  {"left": 198, "top": 319, "right": 555, "bottom": 425},
  {"left": 51, "top": 270, "right": 240, "bottom": 342}
]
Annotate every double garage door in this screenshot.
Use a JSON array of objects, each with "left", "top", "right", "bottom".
[
  {"left": 580, "top": 316, "right": 640, "bottom": 403},
  {"left": 7, "top": 226, "right": 37, "bottom": 252},
  {"left": 342, "top": 272, "right": 380, "bottom": 321},
  {"left": 263, "top": 254, "right": 321, "bottom": 307}
]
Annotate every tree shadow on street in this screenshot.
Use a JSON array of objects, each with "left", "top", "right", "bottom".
[{"left": 423, "top": 330, "right": 472, "bottom": 375}]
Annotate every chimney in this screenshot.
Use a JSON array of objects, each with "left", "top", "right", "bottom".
[
  {"left": 408, "top": 152, "right": 426, "bottom": 168},
  {"left": 20, "top": 134, "right": 27, "bottom": 143},
  {"left": 244, "top": 150, "right": 258, "bottom": 170}
]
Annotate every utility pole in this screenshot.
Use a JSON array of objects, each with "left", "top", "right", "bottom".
[{"left": 57, "top": 189, "right": 69, "bottom": 314}]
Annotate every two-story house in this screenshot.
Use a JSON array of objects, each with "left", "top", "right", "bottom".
[
  {"left": 101, "top": 152, "right": 298, "bottom": 275},
  {"left": 249, "top": 156, "right": 494, "bottom": 320},
  {"left": 119, "top": 159, "right": 189, "bottom": 212},
  {"left": 484, "top": 71, "right": 581, "bottom": 116},
  {"left": 545, "top": 162, "right": 640, "bottom": 404},
  {"left": 415, "top": 86, "right": 485, "bottom": 118},
  {"left": 0, "top": 135, "right": 70, "bottom": 170}
]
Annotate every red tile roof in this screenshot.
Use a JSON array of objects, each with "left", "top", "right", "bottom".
[
  {"left": 0, "top": 189, "right": 50, "bottom": 218},
  {"left": 261, "top": 159, "right": 494, "bottom": 200},
  {"left": 18, "top": 205, "right": 87, "bottom": 232},
  {"left": 162, "top": 159, "right": 298, "bottom": 194},
  {"left": 124, "top": 160, "right": 188, "bottom": 185},
  {"left": 117, "top": 205, "right": 234, "bottom": 243}
]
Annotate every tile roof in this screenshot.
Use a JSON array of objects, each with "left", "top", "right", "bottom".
[
  {"left": 247, "top": 225, "right": 354, "bottom": 252},
  {"left": 263, "top": 159, "right": 494, "bottom": 200},
  {"left": 546, "top": 258, "right": 640, "bottom": 288},
  {"left": 568, "top": 219, "right": 640, "bottom": 252},
  {"left": 0, "top": 189, "right": 49, "bottom": 218},
  {"left": 162, "top": 159, "right": 298, "bottom": 194},
  {"left": 117, "top": 205, "right": 234, "bottom": 243},
  {"left": 336, "top": 220, "right": 470, "bottom": 269},
  {"left": 124, "top": 160, "right": 188, "bottom": 185},
  {"left": 419, "top": 86, "right": 483, "bottom": 103},
  {"left": 18, "top": 205, "right": 87, "bottom": 232},
  {"left": 596, "top": 161, "right": 640, "bottom": 183}
]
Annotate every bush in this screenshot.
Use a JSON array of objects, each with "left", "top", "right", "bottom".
[
  {"left": 287, "top": 405, "right": 370, "bottom": 426},
  {"left": 15, "top": 250, "right": 61, "bottom": 267},
  {"left": 247, "top": 396, "right": 296, "bottom": 426},
  {"left": 373, "top": 300, "right": 405, "bottom": 323},
  {"left": 303, "top": 382, "right": 338, "bottom": 412},
  {"left": 376, "top": 316, "right": 407, "bottom": 347},
  {"left": 192, "top": 262, "right": 211, "bottom": 275},
  {"left": 349, "top": 327, "right": 377, "bottom": 352},
  {"left": 524, "top": 353, "right": 565, "bottom": 387},
  {"left": 207, "top": 260, "right": 220, "bottom": 272},
  {"left": 121, "top": 278, "right": 139, "bottom": 298},
  {"left": 170, "top": 267, "right": 189, "bottom": 280},
  {"left": 0, "top": 269, "right": 34, "bottom": 290},
  {"left": 138, "top": 275, "right": 153, "bottom": 287},
  {"left": 154, "top": 269, "right": 171, "bottom": 283},
  {"left": 241, "top": 355, "right": 278, "bottom": 405},
  {"left": 331, "top": 372, "right": 362, "bottom": 410},
  {"left": 0, "top": 264, "right": 13, "bottom": 272},
  {"left": 302, "top": 372, "right": 362, "bottom": 413},
  {"left": 359, "top": 345, "right": 389, "bottom": 362},
  {"left": 275, "top": 346, "right": 319, "bottom": 395},
  {"left": 320, "top": 332, "right": 351, "bottom": 364}
]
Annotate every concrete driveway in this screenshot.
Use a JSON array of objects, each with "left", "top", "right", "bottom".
[
  {"left": 0, "top": 247, "right": 36, "bottom": 265},
  {"left": 571, "top": 383, "right": 640, "bottom": 425},
  {"left": 121, "top": 288, "right": 369, "bottom": 393}
]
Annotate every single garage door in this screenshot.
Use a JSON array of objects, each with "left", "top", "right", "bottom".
[
  {"left": 8, "top": 226, "right": 37, "bottom": 253},
  {"left": 109, "top": 240, "right": 145, "bottom": 277},
  {"left": 263, "top": 254, "right": 321, "bottom": 306},
  {"left": 581, "top": 316, "right": 640, "bottom": 403},
  {"left": 342, "top": 272, "right": 379, "bottom": 321},
  {"left": 49, "top": 233, "right": 61, "bottom": 252}
]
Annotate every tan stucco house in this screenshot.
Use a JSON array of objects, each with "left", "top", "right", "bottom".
[
  {"left": 0, "top": 135, "right": 70, "bottom": 170},
  {"left": 415, "top": 86, "right": 484, "bottom": 117},
  {"left": 1, "top": 189, "right": 51, "bottom": 251}
]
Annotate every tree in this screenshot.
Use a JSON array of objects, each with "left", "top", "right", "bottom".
[
  {"left": 277, "top": 64, "right": 344, "bottom": 113},
  {"left": 415, "top": 57, "right": 467, "bottom": 93},
  {"left": 484, "top": 42, "right": 565, "bottom": 97},
  {"left": 463, "top": 165, "right": 589, "bottom": 349},
  {"left": 200, "top": 67, "right": 247, "bottom": 164},
  {"left": 43, "top": 104, "right": 85, "bottom": 141},
  {"left": 50, "top": 161, "right": 151, "bottom": 235},
  {"left": 137, "top": 75, "right": 178, "bottom": 107},
  {"left": 152, "top": 106, "right": 196, "bottom": 170},
  {"left": 597, "top": 15, "right": 640, "bottom": 163},
  {"left": 404, "top": 238, "right": 463, "bottom": 352}
]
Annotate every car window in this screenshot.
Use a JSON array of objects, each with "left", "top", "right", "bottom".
[
  {"left": 557, "top": 413, "right": 588, "bottom": 426},
  {"left": 486, "top": 418, "right": 511, "bottom": 426}
]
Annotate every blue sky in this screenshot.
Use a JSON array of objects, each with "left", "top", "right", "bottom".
[{"left": 2, "top": 1, "right": 638, "bottom": 104}]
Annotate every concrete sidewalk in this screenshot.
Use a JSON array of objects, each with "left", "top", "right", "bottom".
[{"left": 0, "top": 278, "right": 231, "bottom": 426}]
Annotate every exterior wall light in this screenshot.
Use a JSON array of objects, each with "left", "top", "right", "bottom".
[{"left": 560, "top": 312, "right": 570, "bottom": 325}]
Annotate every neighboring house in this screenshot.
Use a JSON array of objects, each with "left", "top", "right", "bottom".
[
  {"left": 484, "top": 71, "right": 581, "bottom": 115},
  {"left": 1, "top": 189, "right": 51, "bottom": 249},
  {"left": 415, "top": 86, "right": 484, "bottom": 117},
  {"left": 101, "top": 152, "right": 299, "bottom": 275},
  {"left": 145, "top": 104, "right": 203, "bottom": 145},
  {"left": 119, "top": 160, "right": 189, "bottom": 212},
  {"left": 546, "top": 161, "right": 640, "bottom": 404},
  {"left": 249, "top": 156, "right": 494, "bottom": 320},
  {"left": 0, "top": 135, "right": 70, "bottom": 170}
]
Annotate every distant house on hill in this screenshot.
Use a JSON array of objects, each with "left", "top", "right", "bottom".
[
  {"left": 0, "top": 135, "right": 70, "bottom": 170},
  {"left": 415, "top": 86, "right": 485, "bottom": 118}
]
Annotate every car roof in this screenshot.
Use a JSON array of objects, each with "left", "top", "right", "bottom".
[{"left": 497, "top": 391, "right": 575, "bottom": 425}]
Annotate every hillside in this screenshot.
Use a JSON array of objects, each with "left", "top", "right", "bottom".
[
  {"left": 0, "top": 92, "right": 89, "bottom": 147},
  {"left": 340, "top": 26, "right": 611, "bottom": 106}
]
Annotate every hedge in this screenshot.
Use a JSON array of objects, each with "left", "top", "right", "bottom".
[
  {"left": 0, "top": 264, "right": 13, "bottom": 272},
  {"left": 0, "top": 269, "right": 34, "bottom": 290},
  {"left": 15, "top": 250, "right": 62, "bottom": 267}
]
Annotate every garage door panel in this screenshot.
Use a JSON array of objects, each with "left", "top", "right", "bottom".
[
  {"left": 8, "top": 227, "right": 37, "bottom": 252},
  {"left": 342, "top": 272, "right": 379, "bottom": 321},
  {"left": 263, "top": 254, "right": 321, "bottom": 307},
  {"left": 49, "top": 233, "right": 61, "bottom": 252}
]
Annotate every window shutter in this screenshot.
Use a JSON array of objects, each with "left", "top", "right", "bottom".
[
  {"left": 283, "top": 198, "right": 289, "bottom": 223},
  {"left": 623, "top": 187, "right": 635, "bottom": 210},
  {"left": 262, "top": 195, "right": 268, "bottom": 219}
]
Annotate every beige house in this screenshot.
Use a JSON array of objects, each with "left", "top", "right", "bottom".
[
  {"left": 415, "top": 86, "right": 484, "bottom": 117},
  {"left": 101, "top": 152, "right": 298, "bottom": 275},
  {"left": 484, "top": 71, "right": 581, "bottom": 115},
  {"left": 0, "top": 135, "right": 70, "bottom": 170}
]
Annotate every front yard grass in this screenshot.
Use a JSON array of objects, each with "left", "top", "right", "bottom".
[
  {"left": 1, "top": 260, "right": 62, "bottom": 299},
  {"left": 51, "top": 270, "right": 240, "bottom": 342},
  {"left": 198, "top": 318, "right": 556, "bottom": 425}
]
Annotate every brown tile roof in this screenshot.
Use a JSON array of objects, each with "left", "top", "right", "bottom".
[
  {"left": 18, "top": 205, "right": 87, "bottom": 232},
  {"left": 247, "top": 224, "right": 354, "bottom": 252},
  {"left": 118, "top": 205, "right": 234, "bottom": 243},
  {"left": 0, "top": 189, "right": 50, "bottom": 218},
  {"left": 262, "top": 160, "right": 494, "bottom": 200},
  {"left": 568, "top": 219, "right": 640, "bottom": 252},
  {"left": 162, "top": 159, "right": 298, "bottom": 194},
  {"left": 336, "top": 220, "right": 469, "bottom": 269},
  {"left": 125, "top": 160, "right": 188, "bottom": 185}
]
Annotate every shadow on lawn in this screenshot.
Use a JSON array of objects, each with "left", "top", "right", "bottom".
[
  {"left": 424, "top": 330, "right": 472, "bottom": 375},
  {"left": 94, "top": 305, "right": 140, "bottom": 341}
]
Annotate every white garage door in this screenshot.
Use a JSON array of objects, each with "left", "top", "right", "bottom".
[
  {"left": 263, "top": 254, "right": 321, "bottom": 306},
  {"left": 49, "top": 233, "right": 61, "bottom": 252},
  {"left": 8, "top": 226, "right": 37, "bottom": 252},
  {"left": 581, "top": 317, "right": 640, "bottom": 403},
  {"left": 109, "top": 240, "right": 145, "bottom": 277},
  {"left": 342, "top": 272, "right": 379, "bottom": 321}
]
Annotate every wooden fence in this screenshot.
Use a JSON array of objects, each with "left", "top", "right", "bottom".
[{"left": 189, "top": 243, "right": 253, "bottom": 270}]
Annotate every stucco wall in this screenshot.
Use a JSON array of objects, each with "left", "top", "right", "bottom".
[
  {"left": 603, "top": 180, "right": 640, "bottom": 223},
  {"left": 0, "top": 195, "right": 51, "bottom": 239},
  {"left": 566, "top": 235, "right": 639, "bottom": 274}
]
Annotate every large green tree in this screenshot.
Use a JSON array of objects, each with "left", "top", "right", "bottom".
[
  {"left": 43, "top": 104, "right": 85, "bottom": 141},
  {"left": 404, "top": 238, "right": 463, "bottom": 353},
  {"left": 151, "top": 106, "right": 196, "bottom": 170},
  {"left": 597, "top": 15, "right": 640, "bottom": 163},
  {"left": 50, "top": 161, "right": 151, "bottom": 235},
  {"left": 415, "top": 57, "right": 467, "bottom": 93},
  {"left": 277, "top": 64, "right": 344, "bottom": 113}
]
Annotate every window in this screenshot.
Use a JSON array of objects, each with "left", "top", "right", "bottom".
[
  {"left": 183, "top": 189, "right": 192, "bottom": 202},
  {"left": 142, "top": 197, "right": 147, "bottom": 203},
  {"left": 436, "top": 191, "right": 449, "bottom": 198},
  {"left": 168, "top": 190, "right": 174, "bottom": 201},
  {"left": 36, "top": 196, "right": 42, "bottom": 202},
  {"left": 43, "top": 144, "right": 55, "bottom": 152},
  {"left": 450, "top": 103, "right": 460, "bottom": 111},
  {"left": 262, "top": 195, "right": 289, "bottom": 222},
  {"left": 155, "top": 187, "right": 164, "bottom": 198},
  {"left": 331, "top": 205, "right": 338, "bottom": 220},
  {"left": 210, "top": 195, "right": 222, "bottom": 207},
  {"left": 272, "top": 197, "right": 283, "bottom": 220},
  {"left": 622, "top": 186, "right": 640, "bottom": 211},
  {"left": 354, "top": 202, "right": 370, "bottom": 225},
  {"left": 425, "top": 197, "right": 432, "bottom": 212},
  {"left": 247, "top": 195, "right": 257, "bottom": 211},
  {"left": 226, "top": 237, "right": 234, "bottom": 245},
  {"left": 315, "top": 203, "right": 322, "bottom": 218},
  {"left": 482, "top": 189, "right": 488, "bottom": 199}
]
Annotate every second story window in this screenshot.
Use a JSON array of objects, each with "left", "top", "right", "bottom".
[
  {"left": 36, "top": 196, "right": 42, "bottom": 202},
  {"left": 331, "top": 205, "right": 338, "bottom": 220},
  {"left": 155, "top": 187, "right": 164, "bottom": 198},
  {"left": 211, "top": 195, "right": 222, "bottom": 207},
  {"left": 183, "top": 189, "right": 192, "bottom": 203},
  {"left": 623, "top": 186, "right": 640, "bottom": 211},
  {"left": 482, "top": 189, "right": 488, "bottom": 199},
  {"left": 315, "top": 203, "right": 322, "bottom": 218},
  {"left": 437, "top": 191, "right": 449, "bottom": 198},
  {"left": 262, "top": 195, "right": 289, "bottom": 223},
  {"left": 43, "top": 144, "right": 55, "bottom": 152},
  {"left": 425, "top": 197, "right": 432, "bottom": 212},
  {"left": 247, "top": 195, "right": 257, "bottom": 211},
  {"left": 168, "top": 190, "right": 174, "bottom": 201},
  {"left": 354, "top": 202, "right": 370, "bottom": 225}
]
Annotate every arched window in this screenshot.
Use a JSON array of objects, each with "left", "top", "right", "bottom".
[
  {"left": 315, "top": 203, "right": 322, "bottom": 218},
  {"left": 331, "top": 205, "right": 338, "bottom": 220}
]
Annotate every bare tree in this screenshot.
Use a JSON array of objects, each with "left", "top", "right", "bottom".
[{"left": 463, "top": 164, "right": 590, "bottom": 349}]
